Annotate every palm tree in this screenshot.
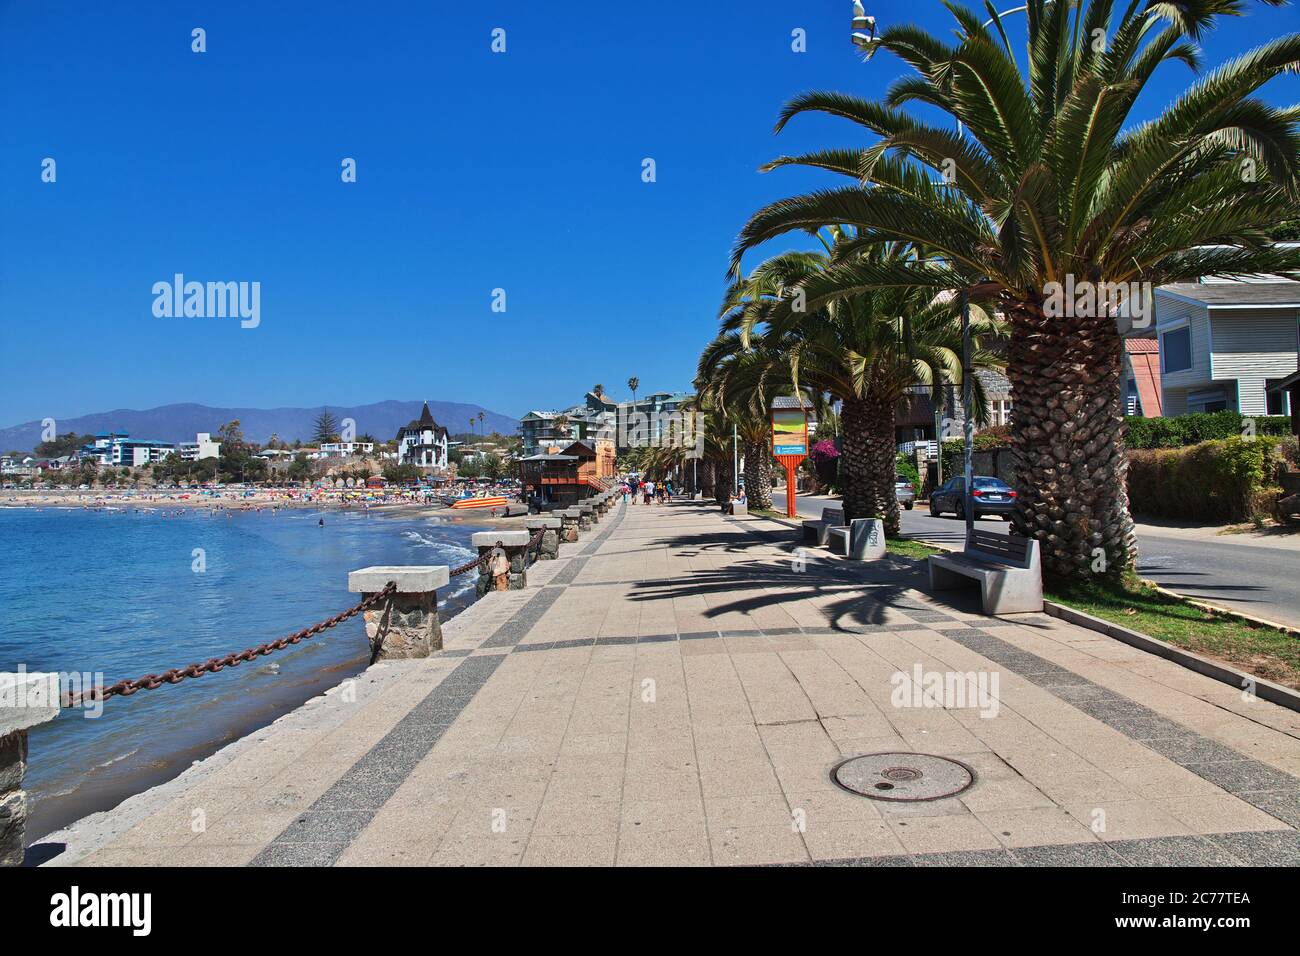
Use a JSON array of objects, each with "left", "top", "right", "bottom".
[
  {"left": 695, "top": 335, "right": 795, "bottom": 512},
  {"left": 718, "top": 231, "right": 1000, "bottom": 535},
  {"left": 666, "top": 396, "right": 735, "bottom": 499},
  {"left": 732, "top": 0, "right": 1300, "bottom": 581},
  {"left": 478, "top": 412, "right": 485, "bottom": 435},
  {"left": 593, "top": 384, "right": 605, "bottom": 399},
  {"left": 627, "top": 376, "right": 640, "bottom": 411}
]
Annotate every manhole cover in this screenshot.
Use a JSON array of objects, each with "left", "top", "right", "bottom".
[{"left": 833, "top": 752, "right": 975, "bottom": 802}]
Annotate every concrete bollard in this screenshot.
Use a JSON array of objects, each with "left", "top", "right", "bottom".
[
  {"left": 1, "top": 672, "right": 60, "bottom": 867},
  {"left": 582, "top": 501, "right": 599, "bottom": 526},
  {"left": 576, "top": 504, "right": 594, "bottom": 531},
  {"left": 559, "top": 508, "right": 582, "bottom": 542},
  {"left": 472, "top": 530, "right": 530, "bottom": 594},
  {"left": 348, "top": 566, "right": 449, "bottom": 660},
  {"left": 848, "top": 518, "right": 887, "bottom": 561},
  {"left": 523, "top": 516, "right": 562, "bottom": 559}
]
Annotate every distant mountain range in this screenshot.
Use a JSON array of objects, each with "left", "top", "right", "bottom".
[{"left": 0, "top": 401, "right": 520, "bottom": 451}]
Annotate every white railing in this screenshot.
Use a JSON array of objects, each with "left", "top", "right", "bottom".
[{"left": 898, "top": 440, "right": 938, "bottom": 459}]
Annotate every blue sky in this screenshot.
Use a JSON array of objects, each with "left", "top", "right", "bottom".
[{"left": 2, "top": 0, "right": 1296, "bottom": 425}]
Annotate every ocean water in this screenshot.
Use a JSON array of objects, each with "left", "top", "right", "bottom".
[{"left": 0, "top": 506, "right": 488, "bottom": 839}]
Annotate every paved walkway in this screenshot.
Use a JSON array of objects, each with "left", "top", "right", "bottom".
[{"left": 41, "top": 500, "right": 1300, "bottom": 866}]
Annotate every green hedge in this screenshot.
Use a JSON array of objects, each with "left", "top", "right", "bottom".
[
  {"left": 895, "top": 452, "right": 920, "bottom": 490},
  {"left": 939, "top": 425, "right": 1291, "bottom": 522},
  {"left": 1127, "top": 437, "right": 1284, "bottom": 522},
  {"left": 1124, "top": 411, "right": 1292, "bottom": 449},
  {"left": 940, "top": 413, "right": 1294, "bottom": 477}
]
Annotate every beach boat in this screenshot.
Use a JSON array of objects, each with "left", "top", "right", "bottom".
[{"left": 449, "top": 495, "right": 509, "bottom": 510}]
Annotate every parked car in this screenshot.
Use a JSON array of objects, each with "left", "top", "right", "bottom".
[
  {"left": 929, "top": 476, "right": 1017, "bottom": 520},
  {"left": 894, "top": 479, "right": 916, "bottom": 510}
]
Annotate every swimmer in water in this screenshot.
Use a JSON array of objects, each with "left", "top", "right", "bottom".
[{"left": 319, "top": 518, "right": 325, "bottom": 526}]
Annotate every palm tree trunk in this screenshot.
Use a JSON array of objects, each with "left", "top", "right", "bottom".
[
  {"left": 743, "top": 440, "right": 773, "bottom": 510},
  {"left": 840, "top": 394, "right": 901, "bottom": 536},
  {"left": 1005, "top": 300, "right": 1135, "bottom": 583},
  {"left": 714, "top": 453, "right": 735, "bottom": 502}
]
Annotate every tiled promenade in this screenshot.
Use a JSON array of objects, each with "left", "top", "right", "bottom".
[{"left": 42, "top": 499, "right": 1300, "bottom": 866}]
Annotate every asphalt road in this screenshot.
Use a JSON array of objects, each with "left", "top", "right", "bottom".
[{"left": 784, "top": 489, "right": 1300, "bottom": 629}]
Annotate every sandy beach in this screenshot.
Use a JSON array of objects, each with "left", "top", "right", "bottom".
[{"left": 0, "top": 488, "right": 530, "bottom": 526}]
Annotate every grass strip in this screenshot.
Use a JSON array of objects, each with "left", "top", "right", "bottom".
[{"left": 1048, "top": 577, "right": 1300, "bottom": 690}]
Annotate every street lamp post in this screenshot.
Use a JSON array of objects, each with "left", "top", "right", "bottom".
[
  {"left": 849, "top": 4, "right": 1014, "bottom": 545},
  {"left": 732, "top": 423, "right": 739, "bottom": 496}
]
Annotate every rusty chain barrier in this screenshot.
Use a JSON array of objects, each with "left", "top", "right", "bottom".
[
  {"left": 449, "top": 528, "right": 547, "bottom": 575},
  {"left": 526, "top": 526, "right": 546, "bottom": 565},
  {"left": 449, "top": 550, "right": 494, "bottom": 576},
  {"left": 64, "top": 582, "right": 397, "bottom": 707},
  {"left": 66, "top": 525, "right": 552, "bottom": 707}
]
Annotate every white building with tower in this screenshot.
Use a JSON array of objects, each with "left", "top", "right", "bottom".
[{"left": 396, "top": 402, "right": 449, "bottom": 469}]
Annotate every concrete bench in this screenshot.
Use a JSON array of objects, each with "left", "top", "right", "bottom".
[
  {"left": 802, "top": 507, "right": 843, "bottom": 546},
  {"left": 928, "top": 529, "right": 1042, "bottom": 615},
  {"left": 725, "top": 501, "right": 748, "bottom": 516},
  {"left": 827, "top": 518, "right": 886, "bottom": 560}
]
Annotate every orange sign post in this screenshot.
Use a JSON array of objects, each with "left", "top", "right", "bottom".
[{"left": 771, "top": 402, "right": 809, "bottom": 519}]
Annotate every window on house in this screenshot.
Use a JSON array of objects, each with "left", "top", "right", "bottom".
[
  {"left": 985, "top": 399, "right": 1012, "bottom": 426},
  {"left": 1161, "top": 327, "right": 1191, "bottom": 373},
  {"left": 1266, "top": 379, "right": 1290, "bottom": 416}
]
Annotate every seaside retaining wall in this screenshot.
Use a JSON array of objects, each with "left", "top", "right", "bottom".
[{"left": 0, "top": 673, "right": 60, "bottom": 866}]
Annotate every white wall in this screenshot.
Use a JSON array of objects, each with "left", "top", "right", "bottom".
[{"left": 1210, "top": 308, "right": 1299, "bottom": 415}]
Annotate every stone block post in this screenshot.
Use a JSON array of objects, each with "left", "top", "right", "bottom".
[
  {"left": 523, "top": 516, "right": 562, "bottom": 559},
  {"left": 1, "top": 672, "right": 60, "bottom": 867},
  {"left": 849, "top": 519, "right": 887, "bottom": 561},
  {"left": 559, "top": 508, "right": 582, "bottom": 542},
  {"left": 472, "top": 530, "right": 530, "bottom": 594},
  {"left": 577, "top": 503, "right": 595, "bottom": 531},
  {"left": 347, "top": 566, "right": 449, "bottom": 661},
  {"left": 596, "top": 494, "right": 610, "bottom": 516}
]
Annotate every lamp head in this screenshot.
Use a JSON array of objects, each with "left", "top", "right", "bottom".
[{"left": 851, "top": 32, "right": 881, "bottom": 58}]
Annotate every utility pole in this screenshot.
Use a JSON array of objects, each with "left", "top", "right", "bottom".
[
  {"left": 961, "top": 288, "right": 974, "bottom": 543},
  {"left": 934, "top": 395, "right": 943, "bottom": 487}
]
